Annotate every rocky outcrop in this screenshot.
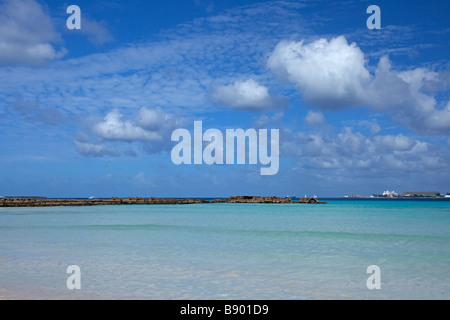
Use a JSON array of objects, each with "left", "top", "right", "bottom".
[
  {"left": 224, "top": 196, "right": 291, "bottom": 203},
  {"left": 0, "top": 196, "right": 326, "bottom": 207},
  {"left": 298, "top": 197, "right": 327, "bottom": 204}
]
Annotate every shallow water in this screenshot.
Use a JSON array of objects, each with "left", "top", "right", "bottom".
[{"left": 0, "top": 199, "right": 449, "bottom": 299}]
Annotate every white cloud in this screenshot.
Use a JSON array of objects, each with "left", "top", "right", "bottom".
[
  {"left": 75, "top": 107, "right": 188, "bottom": 157},
  {"left": 0, "top": 0, "right": 66, "bottom": 66},
  {"left": 272, "top": 110, "right": 445, "bottom": 176},
  {"left": 398, "top": 67, "right": 439, "bottom": 92},
  {"left": 423, "top": 101, "right": 450, "bottom": 132},
  {"left": 370, "top": 56, "right": 450, "bottom": 134},
  {"left": 136, "top": 106, "right": 185, "bottom": 131},
  {"left": 288, "top": 127, "right": 443, "bottom": 172},
  {"left": 373, "top": 134, "right": 416, "bottom": 152},
  {"left": 268, "top": 36, "right": 370, "bottom": 109},
  {"left": 268, "top": 36, "right": 450, "bottom": 134},
  {"left": 137, "top": 107, "right": 161, "bottom": 130},
  {"left": 93, "top": 109, "right": 163, "bottom": 142},
  {"left": 304, "top": 110, "right": 324, "bottom": 127},
  {"left": 211, "top": 79, "right": 288, "bottom": 111}
]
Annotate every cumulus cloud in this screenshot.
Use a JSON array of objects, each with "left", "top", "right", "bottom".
[
  {"left": 136, "top": 106, "right": 185, "bottom": 131},
  {"left": 211, "top": 79, "right": 289, "bottom": 111},
  {"left": 93, "top": 109, "right": 162, "bottom": 142},
  {"left": 268, "top": 36, "right": 370, "bottom": 109},
  {"left": 304, "top": 110, "right": 325, "bottom": 127},
  {"left": 0, "top": 0, "right": 66, "bottom": 66},
  {"left": 373, "top": 134, "right": 416, "bottom": 152},
  {"left": 370, "top": 57, "right": 450, "bottom": 134},
  {"left": 268, "top": 36, "right": 450, "bottom": 134},
  {"left": 287, "top": 127, "right": 444, "bottom": 172},
  {"left": 75, "top": 107, "right": 188, "bottom": 157},
  {"left": 425, "top": 101, "right": 450, "bottom": 132}
]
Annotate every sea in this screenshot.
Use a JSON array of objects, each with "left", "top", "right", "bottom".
[{"left": 0, "top": 199, "right": 449, "bottom": 300}]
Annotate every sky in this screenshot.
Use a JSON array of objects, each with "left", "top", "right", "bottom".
[{"left": 0, "top": 0, "right": 449, "bottom": 198}]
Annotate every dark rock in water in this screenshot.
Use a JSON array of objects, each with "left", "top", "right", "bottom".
[{"left": 0, "top": 195, "right": 326, "bottom": 207}]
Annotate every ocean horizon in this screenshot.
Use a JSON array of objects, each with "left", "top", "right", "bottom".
[{"left": 1, "top": 198, "right": 449, "bottom": 300}]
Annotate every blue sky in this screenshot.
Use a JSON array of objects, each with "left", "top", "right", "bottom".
[{"left": 0, "top": 0, "right": 449, "bottom": 198}]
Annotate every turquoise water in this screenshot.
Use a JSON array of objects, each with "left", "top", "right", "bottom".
[{"left": 0, "top": 199, "right": 449, "bottom": 299}]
